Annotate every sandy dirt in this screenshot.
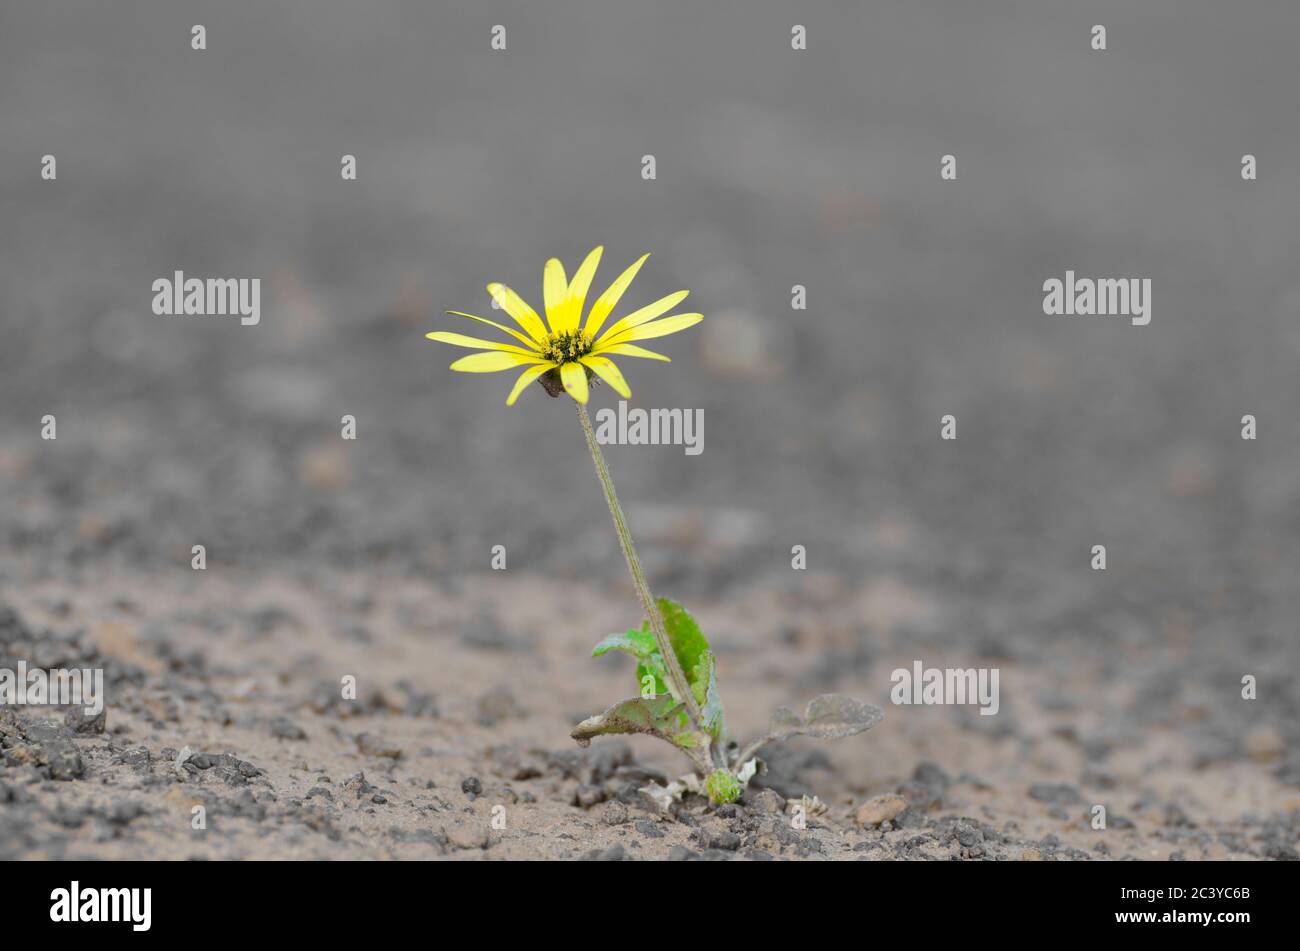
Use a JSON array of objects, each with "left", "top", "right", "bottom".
[{"left": 2, "top": 561, "right": 1296, "bottom": 861}]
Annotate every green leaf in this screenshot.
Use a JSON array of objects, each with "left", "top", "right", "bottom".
[
  {"left": 570, "top": 695, "right": 711, "bottom": 771},
  {"left": 591, "top": 597, "right": 716, "bottom": 705},
  {"left": 570, "top": 694, "right": 682, "bottom": 743},
  {"left": 592, "top": 627, "right": 669, "bottom": 696},
  {"left": 692, "top": 650, "right": 726, "bottom": 743},
  {"left": 588, "top": 598, "right": 726, "bottom": 743},
  {"left": 664, "top": 599, "right": 724, "bottom": 742},
  {"left": 591, "top": 627, "right": 658, "bottom": 661},
  {"left": 658, "top": 597, "right": 710, "bottom": 686}
]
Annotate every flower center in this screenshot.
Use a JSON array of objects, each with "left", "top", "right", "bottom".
[{"left": 543, "top": 331, "right": 593, "bottom": 365}]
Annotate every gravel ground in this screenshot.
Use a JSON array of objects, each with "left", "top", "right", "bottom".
[{"left": 2, "top": 1, "right": 1298, "bottom": 860}]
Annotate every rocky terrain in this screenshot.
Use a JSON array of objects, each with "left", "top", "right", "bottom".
[{"left": 2, "top": 564, "right": 1297, "bottom": 861}]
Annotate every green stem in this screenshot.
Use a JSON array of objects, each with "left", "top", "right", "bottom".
[{"left": 575, "top": 401, "right": 709, "bottom": 742}]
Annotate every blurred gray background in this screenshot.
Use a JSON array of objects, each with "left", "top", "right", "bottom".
[{"left": 2, "top": 0, "right": 1298, "bottom": 671}]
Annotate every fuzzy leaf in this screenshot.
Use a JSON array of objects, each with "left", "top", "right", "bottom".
[
  {"left": 692, "top": 650, "right": 726, "bottom": 743},
  {"left": 592, "top": 627, "right": 669, "bottom": 696},
  {"left": 591, "top": 597, "right": 716, "bottom": 712},
  {"left": 766, "top": 694, "right": 883, "bottom": 742},
  {"left": 736, "top": 758, "right": 758, "bottom": 785},
  {"left": 591, "top": 627, "right": 658, "bottom": 662},
  {"left": 658, "top": 597, "right": 710, "bottom": 681},
  {"left": 571, "top": 695, "right": 710, "bottom": 763}
]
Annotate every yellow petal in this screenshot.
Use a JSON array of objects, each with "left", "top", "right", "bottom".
[
  {"left": 602, "top": 312, "right": 702, "bottom": 343},
  {"left": 560, "top": 362, "right": 589, "bottom": 404},
  {"left": 591, "top": 342, "right": 671, "bottom": 362},
  {"left": 564, "top": 246, "right": 603, "bottom": 331},
  {"left": 596, "top": 290, "right": 689, "bottom": 343},
  {"left": 584, "top": 253, "right": 649, "bottom": 338},
  {"left": 446, "top": 311, "right": 541, "bottom": 351},
  {"left": 487, "top": 283, "right": 549, "bottom": 345},
  {"left": 580, "top": 356, "right": 631, "bottom": 399},
  {"left": 450, "top": 352, "right": 546, "bottom": 373},
  {"left": 506, "top": 363, "right": 555, "bottom": 405},
  {"left": 543, "top": 258, "right": 569, "bottom": 334},
  {"left": 425, "top": 331, "right": 540, "bottom": 357}
]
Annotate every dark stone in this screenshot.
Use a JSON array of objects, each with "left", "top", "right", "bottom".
[
  {"left": 580, "top": 843, "right": 625, "bottom": 861},
  {"left": 269, "top": 717, "right": 307, "bottom": 740},
  {"left": 64, "top": 706, "right": 107, "bottom": 735},
  {"left": 701, "top": 830, "right": 741, "bottom": 851},
  {"left": 634, "top": 819, "right": 664, "bottom": 838},
  {"left": 1028, "top": 783, "right": 1083, "bottom": 805}
]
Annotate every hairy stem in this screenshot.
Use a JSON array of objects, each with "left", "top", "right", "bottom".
[{"left": 575, "top": 401, "right": 711, "bottom": 750}]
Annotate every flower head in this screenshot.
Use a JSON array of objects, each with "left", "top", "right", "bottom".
[{"left": 428, "top": 247, "right": 702, "bottom": 405}]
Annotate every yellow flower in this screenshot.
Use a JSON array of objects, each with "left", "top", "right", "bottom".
[{"left": 428, "top": 247, "right": 702, "bottom": 405}]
